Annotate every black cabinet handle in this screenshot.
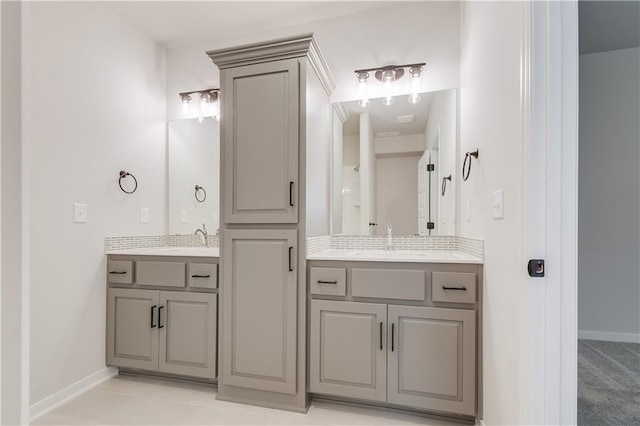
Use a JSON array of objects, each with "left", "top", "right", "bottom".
[
  {"left": 391, "top": 323, "right": 395, "bottom": 352},
  {"left": 191, "top": 274, "right": 211, "bottom": 278},
  {"left": 442, "top": 286, "right": 467, "bottom": 291},
  {"left": 289, "top": 181, "right": 294, "bottom": 207},
  {"left": 317, "top": 280, "right": 338, "bottom": 284},
  {"left": 380, "top": 322, "right": 383, "bottom": 350},
  {"left": 158, "top": 306, "right": 164, "bottom": 329},
  {"left": 288, "top": 247, "right": 294, "bottom": 272},
  {"left": 109, "top": 271, "right": 127, "bottom": 275},
  {"left": 150, "top": 305, "right": 157, "bottom": 328}
]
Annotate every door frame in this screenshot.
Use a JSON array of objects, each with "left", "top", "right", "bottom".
[{"left": 524, "top": 1, "right": 579, "bottom": 424}]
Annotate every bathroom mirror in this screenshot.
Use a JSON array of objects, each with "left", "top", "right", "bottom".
[
  {"left": 167, "top": 118, "right": 220, "bottom": 234},
  {"left": 332, "top": 88, "right": 457, "bottom": 236}
]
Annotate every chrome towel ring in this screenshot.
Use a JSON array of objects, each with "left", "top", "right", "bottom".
[
  {"left": 462, "top": 149, "right": 479, "bottom": 181},
  {"left": 441, "top": 175, "right": 452, "bottom": 196},
  {"left": 195, "top": 185, "right": 207, "bottom": 203},
  {"left": 118, "top": 170, "right": 138, "bottom": 194}
]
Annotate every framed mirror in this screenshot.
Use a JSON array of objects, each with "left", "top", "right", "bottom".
[
  {"left": 332, "top": 88, "right": 457, "bottom": 236},
  {"left": 167, "top": 118, "right": 220, "bottom": 234}
]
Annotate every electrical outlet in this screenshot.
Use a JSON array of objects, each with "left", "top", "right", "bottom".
[
  {"left": 73, "top": 203, "right": 87, "bottom": 223},
  {"left": 140, "top": 207, "right": 149, "bottom": 223},
  {"left": 492, "top": 189, "right": 504, "bottom": 219},
  {"left": 180, "top": 210, "right": 188, "bottom": 224}
]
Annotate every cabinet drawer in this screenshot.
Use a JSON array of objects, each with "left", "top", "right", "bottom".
[
  {"left": 188, "top": 263, "right": 218, "bottom": 289},
  {"left": 107, "top": 260, "right": 133, "bottom": 284},
  {"left": 310, "top": 267, "right": 346, "bottom": 296},
  {"left": 431, "top": 272, "right": 476, "bottom": 304},
  {"left": 352, "top": 269, "right": 425, "bottom": 301},
  {"left": 136, "top": 261, "right": 186, "bottom": 288}
]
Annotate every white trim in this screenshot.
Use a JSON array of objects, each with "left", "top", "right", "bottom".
[
  {"left": 578, "top": 330, "right": 640, "bottom": 344},
  {"left": 29, "top": 367, "right": 117, "bottom": 422}
]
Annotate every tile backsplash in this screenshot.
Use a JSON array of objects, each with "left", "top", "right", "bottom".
[{"left": 105, "top": 234, "right": 219, "bottom": 252}]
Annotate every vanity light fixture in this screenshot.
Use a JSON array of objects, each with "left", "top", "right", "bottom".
[
  {"left": 179, "top": 89, "right": 220, "bottom": 121},
  {"left": 353, "top": 62, "right": 425, "bottom": 107}
]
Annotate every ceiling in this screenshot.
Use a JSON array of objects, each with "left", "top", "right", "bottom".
[
  {"left": 105, "top": 1, "right": 394, "bottom": 48},
  {"left": 579, "top": 1, "right": 640, "bottom": 54},
  {"left": 343, "top": 91, "right": 434, "bottom": 137}
]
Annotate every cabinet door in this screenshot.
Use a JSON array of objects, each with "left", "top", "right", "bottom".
[
  {"left": 158, "top": 292, "right": 217, "bottom": 379},
  {"left": 221, "top": 229, "right": 297, "bottom": 394},
  {"left": 107, "top": 288, "right": 159, "bottom": 371},
  {"left": 310, "top": 300, "right": 387, "bottom": 402},
  {"left": 222, "top": 59, "right": 299, "bottom": 224},
  {"left": 388, "top": 305, "right": 476, "bottom": 416}
]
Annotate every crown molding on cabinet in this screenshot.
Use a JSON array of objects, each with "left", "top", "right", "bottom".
[
  {"left": 206, "top": 33, "right": 336, "bottom": 97},
  {"left": 333, "top": 102, "right": 350, "bottom": 124}
]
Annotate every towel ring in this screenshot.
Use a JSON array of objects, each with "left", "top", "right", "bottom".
[
  {"left": 462, "top": 149, "right": 479, "bottom": 181},
  {"left": 441, "top": 175, "right": 452, "bottom": 196},
  {"left": 118, "top": 170, "right": 138, "bottom": 194},
  {"left": 195, "top": 185, "right": 207, "bottom": 203}
]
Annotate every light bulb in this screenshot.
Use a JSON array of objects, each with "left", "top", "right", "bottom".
[
  {"left": 381, "top": 69, "right": 396, "bottom": 82},
  {"left": 180, "top": 94, "right": 191, "bottom": 116},
  {"left": 408, "top": 93, "right": 421, "bottom": 104}
]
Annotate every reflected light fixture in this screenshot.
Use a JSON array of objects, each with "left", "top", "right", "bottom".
[
  {"left": 179, "top": 89, "right": 220, "bottom": 120},
  {"left": 353, "top": 62, "right": 425, "bottom": 106}
]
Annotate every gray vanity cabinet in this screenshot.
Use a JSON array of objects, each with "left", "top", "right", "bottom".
[
  {"left": 107, "top": 288, "right": 217, "bottom": 380},
  {"left": 387, "top": 305, "right": 476, "bottom": 416},
  {"left": 222, "top": 59, "right": 299, "bottom": 224},
  {"left": 221, "top": 229, "right": 298, "bottom": 394},
  {"left": 107, "top": 288, "right": 159, "bottom": 371},
  {"left": 159, "top": 292, "right": 217, "bottom": 379},
  {"left": 310, "top": 300, "right": 387, "bottom": 402}
]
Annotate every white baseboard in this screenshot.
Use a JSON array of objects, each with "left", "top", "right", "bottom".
[
  {"left": 578, "top": 330, "right": 640, "bottom": 343},
  {"left": 29, "top": 367, "right": 117, "bottom": 422},
  {"left": 476, "top": 419, "right": 486, "bottom": 426}
]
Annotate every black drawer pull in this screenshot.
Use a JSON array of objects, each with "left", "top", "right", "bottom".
[
  {"left": 442, "top": 286, "right": 467, "bottom": 291},
  {"left": 158, "top": 306, "right": 164, "bottom": 329},
  {"left": 289, "top": 247, "right": 294, "bottom": 272},
  {"left": 289, "top": 181, "right": 294, "bottom": 207},
  {"left": 109, "top": 271, "right": 127, "bottom": 275},
  {"left": 391, "top": 323, "right": 395, "bottom": 352},
  {"left": 150, "top": 305, "right": 157, "bottom": 328},
  {"left": 191, "top": 274, "right": 211, "bottom": 278},
  {"left": 317, "top": 280, "right": 338, "bottom": 284},
  {"left": 379, "top": 322, "right": 383, "bottom": 350}
]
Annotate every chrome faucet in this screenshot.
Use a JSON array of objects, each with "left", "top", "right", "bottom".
[
  {"left": 195, "top": 223, "right": 208, "bottom": 247},
  {"left": 387, "top": 223, "right": 393, "bottom": 250}
]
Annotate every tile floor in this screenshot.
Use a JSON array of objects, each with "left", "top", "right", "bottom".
[{"left": 32, "top": 374, "right": 466, "bottom": 425}]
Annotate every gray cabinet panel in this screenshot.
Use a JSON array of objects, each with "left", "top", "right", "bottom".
[
  {"left": 107, "top": 288, "right": 159, "bottom": 370},
  {"left": 136, "top": 261, "right": 186, "bottom": 288},
  {"left": 107, "top": 260, "right": 133, "bottom": 284},
  {"left": 310, "top": 267, "right": 346, "bottom": 296},
  {"left": 387, "top": 305, "right": 476, "bottom": 416},
  {"left": 188, "top": 263, "right": 218, "bottom": 289},
  {"left": 431, "top": 272, "right": 476, "bottom": 304},
  {"left": 222, "top": 229, "right": 297, "bottom": 394},
  {"left": 310, "top": 300, "right": 386, "bottom": 402},
  {"left": 352, "top": 268, "right": 425, "bottom": 301},
  {"left": 223, "top": 59, "right": 299, "bottom": 224},
  {"left": 159, "top": 292, "right": 217, "bottom": 379}
]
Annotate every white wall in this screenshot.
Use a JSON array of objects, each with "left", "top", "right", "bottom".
[
  {"left": 343, "top": 134, "right": 359, "bottom": 166},
  {"left": 25, "top": 2, "right": 166, "bottom": 407},
  {"left": 165, "top": 2, "right": 461, "bottom": 120},
  {"left": 578, "top": 47, "right": 640, "bottom": 341},
  {"left": 1, "top": 2, "right": 27, "bottom": 422},
  {"left": 459, "top": 2, "right": 528, "bottom": 424},
  {"left": 376, "top": 155, "right": 420, "bottom": 236},
  {"left": 331, "top": 108, "right": 343, "bottom": 235},
  {"left": 168, "top": 118, "right": 219, "bottom": 235},
  {"left": 374, "top": 134, "right": 424, "bottom": 155},
  {"left": 424, "top": 89, "right": 457, "bottom": 235}
]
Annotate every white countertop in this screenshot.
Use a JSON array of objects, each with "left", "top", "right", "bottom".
[
  {"left": 306, "top": 249, "right": 483, "bottom": 264},
  {"left": 106, "top": 247, "right": 219, "bottom": 258}
]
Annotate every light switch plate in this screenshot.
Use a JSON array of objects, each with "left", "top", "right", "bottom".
[
  {"left": 180, "top": 210, "right": 188, "bottom": 224},
  {"left": 140, "top": 207, "right": 149, "bottom": 223},
  {"left": 492, "top": 189, "right": 504, "bottom": 219},
  {"left": 73, "top": 203, "right": 87, "bottom": 223}
]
